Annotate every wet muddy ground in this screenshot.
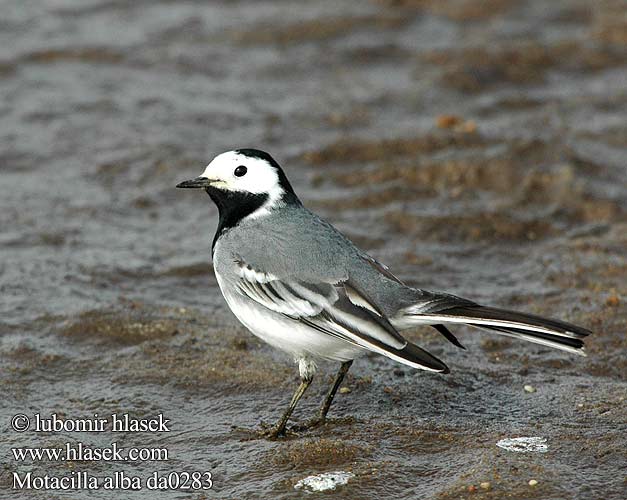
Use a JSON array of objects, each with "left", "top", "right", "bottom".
[{"left": 1, "top": 0, "right": 626, "bottom": 499}]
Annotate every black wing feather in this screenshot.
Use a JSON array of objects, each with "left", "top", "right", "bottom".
[{"left": 432, "top": 324, "right": 466, "bottom": 350}]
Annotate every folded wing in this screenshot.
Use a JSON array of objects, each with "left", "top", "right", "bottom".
[{"left": 235, "top": 260, "right": 449, "bottom": 373}]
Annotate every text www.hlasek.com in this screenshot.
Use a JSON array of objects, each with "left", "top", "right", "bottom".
[{"left": 13, "top": 442, "right": 168, "bottom": 462}]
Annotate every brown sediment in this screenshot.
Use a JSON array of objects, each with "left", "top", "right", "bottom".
[
  {"left": 22, "top": 48, "right": 125, "bottom": 64},
  {"left": 324, "top": 156, "right": 516, "bottom": 192},
  {"left": 375, "top": 0, "right": 516, "bottom": 21},
  {"left": 301, "top": 132, "right": 487, "bottom": 165},
  {"left": 3, "top": 345, "right": 66, "bottom": 381},
  {"left": 132, "top": 338, "right": 293, "bottom": 390},
  {"left": 435, "top": 475, "right": 565, "bottom": 500},
  {"left": 159, "top": 262, "right": 213, "bottom": 278},
  {"left": 592, "top": 0, "right": 627, "bottom": 44},
  {"left": 131, "top": 196, "right": 157, "bottom": 209},
  {"left": 339, "top": 233, "right": 387, "bottom": 250},
  {"left": 231, "top": 14, "right": 409, "bottom": 45},
  {"left": 94, "top": 161, "right": 132, "bottom": 182},
  {"left": 573, "top": 198, "right": 624, "bottom": 223},
  {"left": 319, "top": 137, "right": 560, "bottom": 188},
  {"left": 93, "top": 149, "right": 202, "bottom": 189},
  {"left": 385, "top": 211, "right": 555, "bottom": 243},
  {"left": 576, "top": 126, "right": 627, "bottom": 149},
  {"left": 477, "top": 95, "right": 545, "bottom": 112},
  {"left": 340, "top": 44, "right": 413, "bottom": 65},
  {"left": 60, "top": 310, "right": 181, "bottom": 346},
  {"left": 435, "top": 114, "right": 477, "bottom": 133},
  {"left": 402, "top": 252, "right": 433, "bottom": 266},
  {"left": 313, "top": 139, "right": 625, "bottom": 224},
  {"left": 311, "top": 185, "right": 434, "bottom": 210},
  {"left": 400, "top": 326, "right": 442, "bottom": 347},
  {"left": 539, "top": 231, "right": 627, "bottom": 379},
  {"left": 422, "top": 41, "right": 625, "bottom": 92},
  {"left": 0, "top": 61, "right": 16, "bottom": 76},
  {"left": 325, "top": 106, "right": 372, "bottom": 128},
  {"left": 29, "top": 306, "right": 294, "bottom": 392},
  {"left": 345, "top": 420, "right": 497, "bottom": 458},
  {"left": 61, "top": 305, "right": 298, "bottom": 389},
  {"left": 480, "top": 338, "right": 513, "bottom": 353},
  {"left": 270, "top": 438, "right": 370, "bottom": 468},
  {"left": 37, "top": 231, "right": 67, "bottom": 246}
]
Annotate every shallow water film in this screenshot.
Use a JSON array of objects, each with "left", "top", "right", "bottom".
[{"left": 1, "top": 0, "right": 626, "bottom": 499}]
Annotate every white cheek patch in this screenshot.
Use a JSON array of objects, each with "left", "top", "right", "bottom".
[
  {"left": 235, "top": 166, "right": 282, "bottom": 198},
  {"left": 201, "top": 150, "right": 289, "bottom": 220}
]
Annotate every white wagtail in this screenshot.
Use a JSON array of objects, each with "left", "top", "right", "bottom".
[{"left": 177, "top": 149, "right": 590, "bottom": 438}]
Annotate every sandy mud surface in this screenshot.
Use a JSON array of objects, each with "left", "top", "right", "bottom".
[{"left": 1, "top": 0, "right": 626, "bottom": 498}]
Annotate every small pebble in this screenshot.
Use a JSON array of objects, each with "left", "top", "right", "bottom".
[
  {"left": 605, "top": 294, "right": 619, "bottom": 307},
  {"left": 460, "top": 120, "right": 477, "bottom": 133},
  {"left": 480, "top": 482, "right": 490, "bottom": 490},
  {"left": 339, "top": 387, "right": 351, "bottom": 394},
  {"left": 529, "top": 479, "right": 538, "bottom": 486},
  {"left": 467, "top": 485, "right": 476, "bottom": 492},
  {"left": 436, "top": 114, "right": 462, "bottom": 128},
  {"left": 524, "top": 385, "right": 536, "bottom": 393}
]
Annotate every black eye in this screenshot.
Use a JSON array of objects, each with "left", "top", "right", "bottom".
[{"left": 234, "top": 165, "right": 247, "bottom": 177}]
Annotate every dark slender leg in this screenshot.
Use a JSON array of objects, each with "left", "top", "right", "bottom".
[
  {"left": 293, "top": 361, "right": 353, "bottom": 432},
  {"left": 318, "top": 360, "right": 353, "bottom": 421},
  {"left": 265, "top": 376, "right": 313, "bottom": 438}
]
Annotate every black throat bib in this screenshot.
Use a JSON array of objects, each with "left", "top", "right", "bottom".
[{"left": 206, "top": 186, "right": 269, "bottom": 254}]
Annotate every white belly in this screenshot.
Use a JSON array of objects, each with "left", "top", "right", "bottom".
[{"left": 215, "top": 271, "right": 363, "bottom": 363}]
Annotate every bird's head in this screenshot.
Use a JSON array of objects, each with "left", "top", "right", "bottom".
[{"left": 177, "top": 149, "right": 300, "bottom": 223}]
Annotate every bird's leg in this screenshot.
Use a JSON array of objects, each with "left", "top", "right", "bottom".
[
  {"left": 318, "top": 360, "right": 353, "bottom": 422},
  {"left": 294, "top": 360, "right": 353, "bottom": 431},
  {"left": 263, "top": 375, "right": 313, "bottom": 439}
]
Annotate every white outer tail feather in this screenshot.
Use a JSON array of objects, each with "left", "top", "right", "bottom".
[{"left": 393, "top": 310, "right": 587, "bottom": 356}]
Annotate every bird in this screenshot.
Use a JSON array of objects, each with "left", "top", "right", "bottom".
[{"left": 177, "top": 148, "right": 591, "bottom": 438}]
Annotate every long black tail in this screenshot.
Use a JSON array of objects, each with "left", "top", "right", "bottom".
[{"left": 407, "top": 305, "right": 590, "bottom": 355}]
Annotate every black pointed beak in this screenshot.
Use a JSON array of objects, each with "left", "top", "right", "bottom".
[{"left": 176, "top": 176, "right": 213, "bottom": 189}]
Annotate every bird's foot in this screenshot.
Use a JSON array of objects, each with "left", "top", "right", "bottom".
[
  {"left": 232, "top": 421, "right": 291, "bottom": 440},
  {"left": 290, "top": 416, "right": 325, "bottom": 433},
  {"left": 258, "top": 422, "right": 288, "bottom": 440},
  {"left": 232, "top": 416, "right": 335, "bottom": 440}
]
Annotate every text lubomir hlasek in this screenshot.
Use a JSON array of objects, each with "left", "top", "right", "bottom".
[{"left": 33, "top": 413, "right": 170, "bottom": 432}]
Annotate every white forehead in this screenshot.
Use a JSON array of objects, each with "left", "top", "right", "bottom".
[
  {"left": 203, "top": 150, "right": 268, "bottom": 173},
  {"left": 200, "top": 150, "right": 281, "bottom": 196}
]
